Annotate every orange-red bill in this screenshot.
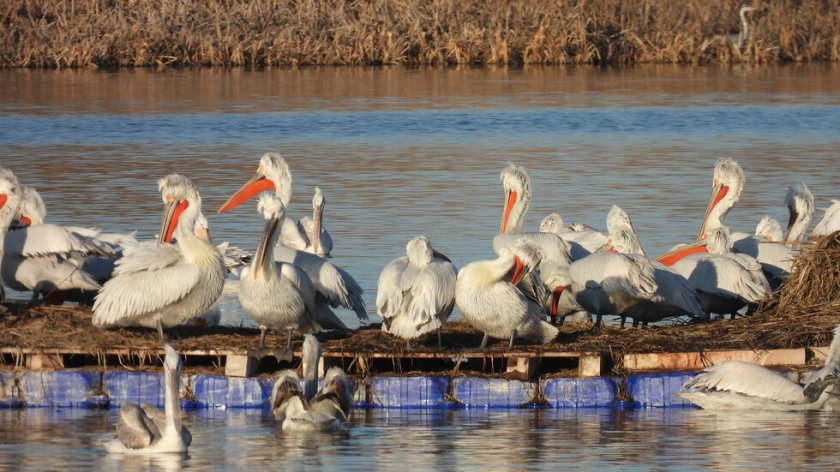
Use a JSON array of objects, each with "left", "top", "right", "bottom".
[
  {"left": 161, "top": 200, "right": 190, "bottom": 244},
  {"left": 217, "top": 174, "right": 275, "bottom": 213},
  {"left": 656, "top": 244, "right": 708, "bottom": 267},
  {"left": 0, "top": 194, "right": 6, "bottom": 210},
  {"left": 19, "top": 216, "right": 32, "bottom": 227},
  {"left": 697, "top": 184, "right": 729, "bottom": 239},
  {"left": 500, "top": 190, "right": 518, "bottom": 234},
  {"left": 550, "top": 286, "right": 565, "bottom": 317},
  {"left": 511, "top": 255, "right": 525, "bottom": 285}
]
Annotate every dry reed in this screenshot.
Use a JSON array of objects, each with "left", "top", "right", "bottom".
[{"left": 1, "top": 0, "right": 838, "bottom": 68}]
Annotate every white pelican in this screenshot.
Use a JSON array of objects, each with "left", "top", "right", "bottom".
[
  {"left": 784, "top": 183, "right": 815, "bottom": 242},
  {"left": 193, "top": 212, "right": 252, "bottom": 274},
  {"left": 269, "top": 334, "right": 352, "bottom": 432},
  {"left": 599, "top": 207, "right": 706, "bottom": 327},
  {"left": 754, "top": 216, "right": 783, "bottom": 242},
  {"left": 280, "top": 186, "right": 333, "bottom": 257},
  {"left": 106, "top": 343, "right": 191, "bottom": 453},
  {"left": 496, "top": 163, "right": 606, "bottom": 261},
  {"left": 217, "top": 153, "right": 367, "bottom": 328},
  {"left": 376, "top": 236, "right": 457, "bottom": 345},
  {"left": 812, "top": 200, "right": 840, "bottom": 237},
  {"left": 239, "top": 194, "right": 321, "bottom": 355},
  {"left": 671, "top": 227, "right": 771, "bottom": 319},
  {"left": 677, "top": 323, "right": 840, "bottom": 411},
  {"left": 92, "top": 174, "right": 226, "bottom": 342},
  {"left": 455, "top": 239, "right": 558, "bottom": 349},
  {"left": 0, "top": 167, "right": 23, "bottom": 302},
  {"left": 1, "top": 181, "right": 112, "bottom": 302}
]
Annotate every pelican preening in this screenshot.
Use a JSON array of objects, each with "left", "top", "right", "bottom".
[
  {"left": 92, "top": 174, "right": 226, "bottom": 342},
  {"left": 377, "top": 236, "right": 457, "bottom": 346},
  {"left": 677, "top": 323, "right": 840, "bottom": 411},
  {"left": 218, "top": 153, "right": 368, "bottom": 329},
  {"left": 239, "top": 194, "right": 321, "bottom": 357},
  {"left": 280, "top": 186, "right": 333, "bottom": 258},
  {"left": 269, "top": 334, "right": 353, "bottom": 432},
  {"left": 106, "top": 343, "right": 191, "bottom": 453}
]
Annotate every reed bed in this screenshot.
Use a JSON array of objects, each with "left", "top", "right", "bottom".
[{"left": 1, "top": 0, "right": 838, "bottom": 68}]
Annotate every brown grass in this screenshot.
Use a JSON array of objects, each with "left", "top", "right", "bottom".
[{"left": 1, "top": 0, "right": 838, "bottom": 68}]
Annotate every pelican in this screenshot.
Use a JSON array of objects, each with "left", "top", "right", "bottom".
[
  {"left": 1, "top": 182, "right": 112, "bottom": 302},
  {"left": 217, "top": 152, "right": 367, "bottom": 328},
  {"left": 269, "top": 334, "right": 352, "bottom": 432},
  {"left": 0, "top": 167, "right": 23, "bottom": 302},
  {"left": 812, "top": 200, "right": 840, "bottom": 237},
  {"left": 106, "top": 343, "right": 191, "bottom": 453},
  {"left": 239, "top": 194, "right": 321, "bottom": 355},
  {"left": 92, "top": 174, "right": 226, "bottom": 342},
  {"left": 671, "top": 227, "right": 771, "bottom": 319},
  {"left": 677, "top": 323, "right": 840, "bottom": 411},
  {"left": 496, "top": 163, "right": 606, "bottom": 261},
  {"left": 193, "top": 212, "right": 252, "bottom": 274},
  {"left": 455, "top": 239, "right": 558, "bottom": 349},
  {"left": 280, "top": 186, "right": 333, "bottom": 257},
  {"left": 754, "top": 216, "right": 783, "bottom": 242},
  {"left": 599, "top": 207, "right": 706, "bottom": 327},
  {"left": 376, "top": 236, "right": 457, "bottom": 346},
  {"left": 784, "top": 183, "right": 815, "bottom": 242}
]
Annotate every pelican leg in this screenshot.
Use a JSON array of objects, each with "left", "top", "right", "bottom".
[
  {"left": 479, "top": 333, "right": 490, "bottom": 350},
  {"left": 507, "top": 330, "right": 516, "bottom": 351},
  {"left": 156, "top": 319, "right": 166, "bottom": 344},
  {"left": 259, "top": 326, "right": 267, "bottom": 349},
  {"left": 592, "top": 314, "right": 603, "bottom": 334},
  {"left": 286, "top": 329, "right": 293, "bottom": 348},
  {"left": 620, "top": 317, "right": 627, "bottom": 328},
  {"left": 437, "top": 328, "right": 442, "bottom": 348},
  {"left": 632, "top": 319, "right": 640, "bottom": 328},
  {"left": 557, "top": 316, "right": 565, "bottom": 327}
]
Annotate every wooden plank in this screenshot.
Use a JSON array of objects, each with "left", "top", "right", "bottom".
[
  {"left": 623, "top": 348, "right": 806, "bottom": 372},
  {"left": 810, "top": 346, "right": 831, "bottom": 362},
  {"left": 578, "top": 354, "right": 602, "bottom": 377},
  {"left": 224, "top": 354, "right": 257, "bottom": 377},
  {"left": 26, "top": 353, "right": 64, "bottom": 370},
  {"left": 505, "top": 356, "right": 537, "bottom": 377}
]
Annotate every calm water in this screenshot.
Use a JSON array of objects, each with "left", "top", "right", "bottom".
[
  {"left": 1, "top": 65, "right": 840, "bottom": 469},
  {"left": 2, "top": 407, "right": 840, "bottom": 471}
]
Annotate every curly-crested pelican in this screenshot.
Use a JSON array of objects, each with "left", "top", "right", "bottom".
[
  {"left": 783, "top": 183, "right": 815, "bottom": 242},
  {"left": 106, "top": 344, "right": 191, "bottom": 453},
  {"left": 376, "top": 236, "right": 457, "bottom": 346},
  {"left": 218, "top": 153, "right": 367, "bottom": 328},
  {"left": 812, "top": 200, "right": 840, "bottom": 237},
  {"left": 280, "top": 186, "right": 333, "bottom": 257},
  {"left": 269, "top": 335, "right": 352, "bottom": 432},
  {"left": 92, "top": 174, "right": 226, "bottom": 341},
  {"left": 455, "top": 239, "right": 558, "bottom": 349}
]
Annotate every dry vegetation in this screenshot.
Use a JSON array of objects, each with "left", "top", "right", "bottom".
[{"left": 1, "top": 0, "right": 838, "bottom": 68}]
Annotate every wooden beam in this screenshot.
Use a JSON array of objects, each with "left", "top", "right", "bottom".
[
  {"left": 26, "top": 353, "right": 64, "bottom": 370},
  {"left": 578, "top": 354, "right": 602, "bottom": 377},
  {"left": 623, "top": 348, "right": 806, "bottom": 372},
  {"left": 224, "top": 354, "right": 257, "bottom": 377}
]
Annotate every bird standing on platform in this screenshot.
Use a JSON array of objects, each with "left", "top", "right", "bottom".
[
  {"left": 280, "top": 186, "right": 333, "bottom": 257},
  {"left": 92, "top": 174, "right": 226, "bottom": 342},
  {"left": 376, "top": 236, "right": 457, "bottom": 346}
]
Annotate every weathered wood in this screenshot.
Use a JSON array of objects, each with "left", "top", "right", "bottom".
[
  {"left": 505, "top": 357, "right": 537, "bottom": 377},
  {"left": 224, "top": 354, "right": 257, "bottom": 377},
  {"left": 810, "top": 346, "right": 831, "bottom": 362},
  {"left": 26, "top": 353, "right": 63, "bottom": 370},
  {"left": 578, "top": 354, "right": 602, "bottom": 377},
  {"left": 623, "top": 348, "right": 807, "bottom": 372}
]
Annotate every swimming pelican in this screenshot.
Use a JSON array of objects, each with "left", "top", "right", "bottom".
[
  {"left": 376, "top": 236, "right": 457, "bottom": 346},
  {"left": 106, "top": 343, "right": 191, "bottom": 453},
  {"left": 269, "top": 334, "right": 352, "bottom": 432},
  {"left": 455, "top": 239, "right": 558, "bottom": 349},
  {"left": 92, "top": 174, "right": 226, "bottom": 342},
  {"left": 496, "top": 163, "right": 606, "bottom": 261},
  {"left": 1, "top": 182, "right": 112, "bottom": 302},
  {"left": 671, "top": 227, "right": 771, "bottom": 319},
  {"left": 239, "top": 194, "right": 321, "bottom": 356},
  {"left": 784, "top": 183, "right": 815, "bottom": 242},
  {"left": 677, "top": 323, "right": 840, "bottom": 411},
  {"left": 812, "top": 200, "right": 840, "bottom": 237},
  {"left": 217, "top": 152, "right": 367, "bottom": 328},
  {"left": 280, "top": 186, "right": 333, "bottom": 257},
  {"left": 754, "top": 216, "right": 783, "bottom": 242}
]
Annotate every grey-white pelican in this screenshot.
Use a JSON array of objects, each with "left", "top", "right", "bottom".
[
  {"left": 280, "top": 186, "right": 333, "bottom": 257},
  {"left": 783, "top": 182, "right": 815, "bottom": 242},
  {"left": 812, "top": 200, "right": 840, "bottom": 237},
  {"left": 92, "top": 174, "right": 226, "bottom": 341}
]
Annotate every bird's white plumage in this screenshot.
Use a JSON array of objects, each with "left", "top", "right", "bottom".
[
  {"left": 784, "top": 182, "right": 815, "bottom": 242},
  {"left": 754, "top": 216, "right": 783, "bottom": 242},
  {"left": 811, "top": 200, "right": 840, "bottom": 237}
]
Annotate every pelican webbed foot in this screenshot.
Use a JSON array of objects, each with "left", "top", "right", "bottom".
[{"left": 248, "top": 346, "right": 293, "bottom": 363}]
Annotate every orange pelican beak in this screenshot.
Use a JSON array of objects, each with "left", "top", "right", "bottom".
[
  {"left": 697, "top": 182, "right": 729, "bottom": 240},
  {"left": 595, "top": 238, "right": 615, "bottom": 253},
  {"left": 19, "top": 215, "right": 31, "bottom": 226},
  {"left": 0, "top": 194, "right": 7, "bottom": 211},
  {"left": 500, "top": 189, "right": 517, "bottom": 234},
  {"left": 510, "top": 255, "right": 525, "bottom": 285},
  {"left": 432, "top": 250, "right": 452, "bottom": 263},
  {"left": 784, "top": 211, "right": 799, "bottom": 242},
  {"left": 655, "top": 242, "right": 708, "bottom": 267},
  {"left": 253, "top": 214, "right": 279, "bottom": 279},
  {"left": 218, "top": 172, "right": 276, "bottom": 214},
  {"left": 159, "top": 199, "right": 190, "bottom": 244},
  {"left": 550, "top": 286, "right": 565, "bottom": 318}
]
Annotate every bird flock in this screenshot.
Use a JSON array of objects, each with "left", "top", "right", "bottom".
[{"left": 1, "top": 152, "right": 840, "bottom": 433}]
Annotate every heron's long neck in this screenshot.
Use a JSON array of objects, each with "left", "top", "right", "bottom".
[
  {"left": 164, "top": 363, "right": 182, "bottom": 435},
  {"left": 738, "top": 10, "right": 750, "bottom": 49}
]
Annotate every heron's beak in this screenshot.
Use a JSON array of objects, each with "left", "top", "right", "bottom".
[
  {"left": 432, "top": 250, "right": 452, "bottom": 263},
  {"left": 784, "top": 211, "right": 799, "bottom": 242},
  {"left": 550, "top": 286, "right": 566, "bottom": 318},
  {"left": 218, "top": 172, "right": 275, "bottom": 213},
  {"left": 655, "top": 241, "right": 708, "bottom": 267},
  {"left": 510, "top": 255, "right": 525, "bottom": 285},
  {"left": 253, "top": 214, "right": 279, "bottom": 279},
  {"left": 159, "top": 199, "right": 190, "bottom": 244},
  {"left": 500, "top": 189, "right": 517, "bottom": 234},
  {"left": 697, "top": 183, "right": 729, "bottom": 240}
]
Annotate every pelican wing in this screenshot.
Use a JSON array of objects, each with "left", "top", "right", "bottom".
[
  {"left": 650, "top": 262, "right": 705, "bottom": 317},
  {"left": 672, "top": 255, "right": 770, "bottom": 304},
  {"left": 115, "top": 404, "right": 160, "bottom": 449},
  {"left": 376, "top": 256, "right": 409, "bottom": 320},
  {"left": 4, "top": 224, "right": 113, "bottom": 258},
  {"left": 270, "top": 370, "right": 306, "bottom": 422},
  {"left": 571, "top": 253, "right": 657, "bottom": 300},
  {"left": 92, "top": 244, "right": 201, "bottom": 326},
  {"left": 812, "top": 200, "right": 840, "bottom": 237},
  {"left": 298, "top": 216, "right": 333, "bottom": 256},
  {"left": 404, "top": 260, "right": 457, "bottom": 327},
  {"left": 683, "top": 361, "right": 806, "bottom": 404},
  {"left": 493, "top": 233, "right": 571, "bottom": 264},
  {"left": 732, "top": 238, "right": 797, "bottom": 277}
]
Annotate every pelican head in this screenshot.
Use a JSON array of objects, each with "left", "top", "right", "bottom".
[
  {"left": 539, "top": 212, "right": 565, "bottom": 234},
  {"left": 406, "top": 235, "right": 451, "bottom": 266},
  {"left": 218, "top": 152, "right": 291, "bottom": 213},
  {"left": 0, "top": 167, "right": 21, "bottom": 222},
  {"left": 755, "top": 216, "right": 783, "bottom": 241},
  {"left": 157, "top": 174, "right": 202, "bottom": 245},
  {"left": 539, "top": 261, "right": 572, "bottom": 319},
  {"left": 499, "top": 163, "right": 531, "bottom": 235},
  {"left": 163, "top": 343, "right": 183, "bottom": 376},
  {"left": 704, "top": 226, "right": 733, "bottom": 255},
  {"left": 784, "top": 182, "right": 815, "bottom": 242},
  {"left": 312, "top": 186, "right": 324, "bottom": 210},
  {"left": 500, "top": 239, "right": 542, "bottom": 286},
  {"left": 697, "top": 157, "right": 745, "bottom": 239},
  {"left": 252, "top": 194, "right": 286, "bottom": 279},
  {"left": 606, "top": 205, "right": 634, "bottom": 234},
  {"left": 15, "top": 186, "right": 46, "bottom": 227},
  {"left": 609, "top": 228, "right": 646, "bottom": 256}
]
